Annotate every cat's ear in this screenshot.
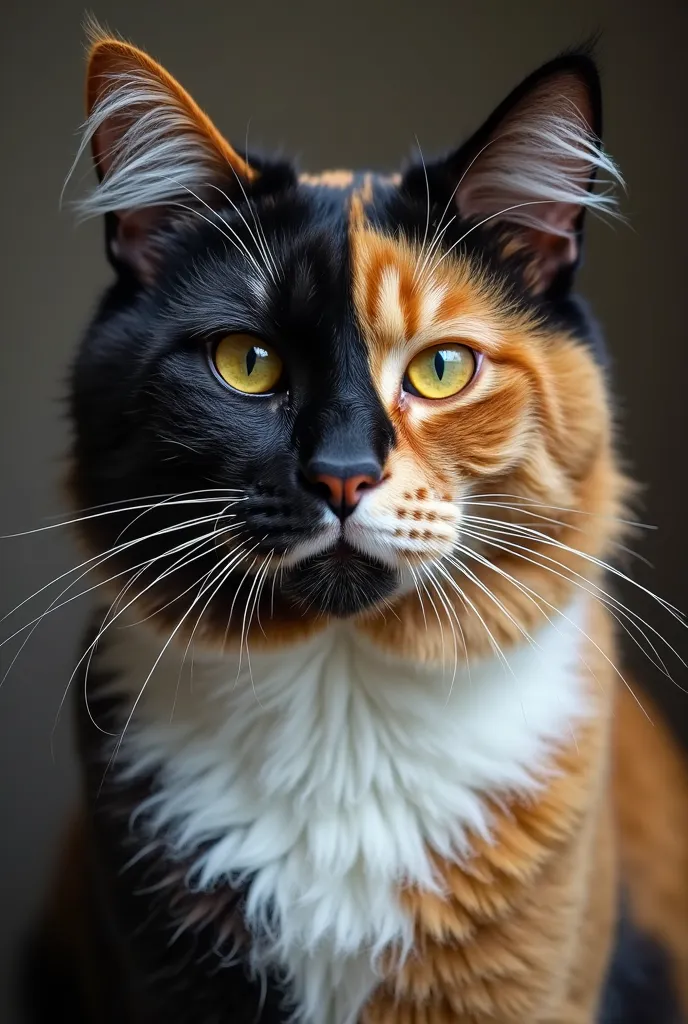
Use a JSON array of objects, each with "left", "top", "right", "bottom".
[
  {"left": 423, "top": 54, "right": 622, "bottom": 294},
  {"left": 73, "top": 28, "right": 257, "bottom": 280}
]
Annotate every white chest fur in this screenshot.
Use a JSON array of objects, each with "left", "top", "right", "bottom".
[{"left": 100, "top": 602, "right": 590, "bottom": 1024}]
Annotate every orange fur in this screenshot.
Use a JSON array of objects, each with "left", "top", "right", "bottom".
[
  {"left": 614, "top": 686, "right": 688, "bottom": 1009},
  {"left": 362, "top": 605, "right": 617, "bottom": 1023},
  {"left": 299, "top": 170, "right": 355, "bottom": 187},
  {"left": 86, "top": 34, "right": 256, "bottom": 183},
  {"left": 347, "top": 219, "right": 630, "bottom": 667},
  {"left": 59, "top": 149, "right": 688, "bottom": 1019}
]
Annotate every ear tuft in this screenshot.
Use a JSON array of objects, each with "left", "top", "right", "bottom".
[
  {"left": 67, "top": 21, "right": 256, "bottom": 223},
  {"left": 457, "top": 72, "right": 623, "bottom": 236},
  {"left": 442, "top": 56, "right": 625, "bottom": 292}
]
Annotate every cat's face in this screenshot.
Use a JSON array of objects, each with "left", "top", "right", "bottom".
[{"left": 69, "top": 31, "right": 624, "bottom": 632}]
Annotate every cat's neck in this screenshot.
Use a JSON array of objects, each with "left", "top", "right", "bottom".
[
  {"left": 98, "top": 597, "right": 592, "bottom": 830},
  {"left": 92, "top": 596, "right": 596, "bottom": 1024}
]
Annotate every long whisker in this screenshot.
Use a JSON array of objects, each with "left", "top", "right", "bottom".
[
  {"left": 170, "top": 538, "right": 255, "bottom": 725},
  {"left": 171, "top": 200, "right": 269, "bottom": 285},
  {"left": 443, "top": 545, "right": 612, "bottom": 714},
  {"left": 124, "top": 526, "right": 248, "bottom": 627},
  {"left": 210, "top": 178, "right": 277, "bottom": 281},
  {"left": 462, "top": 520, "right": 680, "bottom": 653},
  {"left": 222, "top": 538, "right": 269, "bottom": 656},
  {"left": 416, "top": 134, "right": 508, "bottom": 284},
  {"left": 114, "top": 493, "right": 245, "bottom": 545},
  {"left": 462, "top": 517, "right": 685, "bottom": 621},
  {"left": 462, "top": 494, "right": 655, "bottom": 531},
  {"left": 434, "top": 199, "right": 592, "bottom": 272},
  {"left": 429, "top": 558, "right": 513, "bottom": 675},
  {"left": 1, "top": 494, "right": 246, "bottom": 542},
  {"left": 270, "top": 551, "right": 287, "bottom": 621},
  {"left": 41, "top": 488, "right": 242, "bottom": 521},
  {"left": 101, "top": 545, "right": 247, "bottom": 791},
  {"left": 445, "top": 541, "right": 653, "bottom": 720},
  {"left": 210, "top": 179, "right": 280, "bottom": 285},
  {"left": 254, "top": 551, "right": 275, "bottom": 639},
  {"left": 445, "top": 550, "right": 539, "bottom": 651},
  {"left": 457, "top": 525, "right": 686, "bottom": 686},
  {"left": 170, "top": 181, "right": 270, "bottom": 284},
  {"left": 409, "top": 563, "right": 446, "bottom": 669},
  {"left": 404, "top": 559, "right": 428, "bottom": 630},
  {"left": 419, "top": 563, "right": 458, "bottom": 681},
  {"left": 50, "top": 522, "right": 247, "bottom": 739},
  {"left": 411, "top": 137, "right": 432, "bottom": 284},
  {"left": 240, "top": 552, "right": 274, "bottom": 705},
  {"left": 417, "top": 563, "right": 466, "bottom": 701},
  {"left": 461, "top": 509, "right": 651, "bottom": 568},
  {"left": 76, "top": 525, "right": 234, "bottom": 742},
  {"left": 1, "top": 511, "right": 246, "bottom": 645}
]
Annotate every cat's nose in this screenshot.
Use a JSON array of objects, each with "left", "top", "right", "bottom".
[{"left": 301, "top": 459, "right": 382, "bottom": 520}]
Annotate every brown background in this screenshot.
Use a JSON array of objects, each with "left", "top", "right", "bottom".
[{"left": 1, "top": 1, "right": 686, "bottom": 1020}]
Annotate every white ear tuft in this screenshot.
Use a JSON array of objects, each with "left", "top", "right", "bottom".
[
  {"left": 72, "top": 72, "right": 219, "bottom": 220},
  {"left": 66, "top": 32, "right": 256, "bottom": 222},
  {"left": 457, "top": 71, "right": 624, "bottom": 238}
]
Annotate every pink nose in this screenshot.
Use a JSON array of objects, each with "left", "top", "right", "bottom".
[{"left": 310, "top": 472, "right": 379, "bottom": 514}]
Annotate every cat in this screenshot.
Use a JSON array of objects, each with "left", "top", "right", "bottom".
[{"left": 20, "top": 23, "right": 688, "bottom": 1024}]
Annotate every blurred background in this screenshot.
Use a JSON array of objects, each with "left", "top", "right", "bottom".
[{"left": 1, "top": 1, "right": 687, "bottom": 1020}]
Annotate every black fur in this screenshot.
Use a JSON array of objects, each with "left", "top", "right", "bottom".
[
  {"left": 22, "top": 50, "right": 660, "bottom": 1024},
  {"left": 598, "top": 899, "right": 684, "bottom": 1023},
  {"left": 69, "top": 51, "right": 611, "bottom": 625},
  {"left": 73, "top": 179, "right": 400, "bottom": 620}
]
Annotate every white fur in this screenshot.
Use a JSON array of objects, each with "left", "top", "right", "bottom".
[
  {"left": 98, "top": 598, "right": 591, "bottom": 1024},
  {"left": 68, "top": 65, "right": 226, "bottom": 220},
  {"left": 460, "top": 105, "right": 624, "bottom": 234}
]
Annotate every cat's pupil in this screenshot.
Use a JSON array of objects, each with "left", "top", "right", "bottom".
[
  {"left": 434, "top": 350, "right": 445, "bottom": 380},
  {"left": 246, "top": 347, "right": 258, "bottom": 376}
]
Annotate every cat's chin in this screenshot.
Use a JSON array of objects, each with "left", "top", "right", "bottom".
[{"left": 280, "top": 544, "right": 399, "bottom": 618}]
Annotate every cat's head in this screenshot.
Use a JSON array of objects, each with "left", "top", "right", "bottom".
[{"left": 68, "top": 28, "right": 628, "bottom": 649}]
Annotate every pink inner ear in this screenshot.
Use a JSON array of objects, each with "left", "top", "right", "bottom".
[
  {"left": 530, "top": 199, "right": 583, "bottom": 238},
  {"left": 92, "top": 110, "right": 127, "bottom": 182},
  {"left": 522, "top": 228, "right": 579, "bottom": 294},
  {"left": 450, "top": 69, "right": 621, "bottom": 293},
  {"left": 455, "top": 72, "right": 605, "bottom": 244},
  {"left": 111, "top": 210, "right": 162, "bottom": 283}
]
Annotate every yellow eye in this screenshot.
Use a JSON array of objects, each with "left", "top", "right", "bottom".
[
  {"left": 404, "top": 343, "right": 476, "bottom": 399},
  {"left": 212, "top": 334, "right": 283, "bottom": 394}
]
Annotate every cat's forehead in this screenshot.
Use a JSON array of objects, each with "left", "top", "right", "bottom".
[
  {"left": 287, "top": 172, "right": 515, "bottom": 353},
  {"left": 297, "top": 169, "right": 401, "bottom": 197}
]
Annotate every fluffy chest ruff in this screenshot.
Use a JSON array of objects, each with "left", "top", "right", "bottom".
[{"left": 100, "top": 602, "right": 591, "bottom": 1024}]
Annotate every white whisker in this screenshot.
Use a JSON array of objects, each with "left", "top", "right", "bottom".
[
  {"left": 457, "top": 525, "right": 687, "bottom": 689},
  {"left": 171, "top": 180, "right": 271, "bottom": 285},
  {"left": 1, "top": 493, "right": 245, "bottom": 542},
  {"left": 447, "top": 538, "right": 654, "bottom": 721},
  {"left": 100, "top": 544, "right": 248, "bottom": 791},
  {"left": 50, "top": 523, "right": 247, "bottom": 740},
  {"left": 430, "top": 558, "right": 513, "bottom": 676},
  {"left": 462, "top": 517, "right": 685, "bottom": 622},
  {"left": 1, "top": 512, "right": 246, "bottom": 650},
  {"left": 411, "top": 138, "right": 432, "bottom": 285}
]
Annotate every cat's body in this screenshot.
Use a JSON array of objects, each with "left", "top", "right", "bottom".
[
  {"left": 29, "top": 605, "right": 688, "bottom": 1024},
  {"left": 21, "top": 26, "right": 688, "bottom": 1024}
]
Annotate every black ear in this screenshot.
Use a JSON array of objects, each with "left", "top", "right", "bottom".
[
  {"left": 415, "top": 54, "right": 622, "bottom": 295},
  {"left": 70, "top": 26, "right": 258, "bottom": 281}
]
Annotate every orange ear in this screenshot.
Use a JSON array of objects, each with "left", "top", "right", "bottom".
[
  {"left": 85, "top": 34, "right": 256, "bottom": 192},
  {"left": 73, "top": 26, "right": 258, "bottom": 278}
]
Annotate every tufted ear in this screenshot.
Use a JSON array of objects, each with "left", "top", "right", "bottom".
[
  {"left": 72, "top": 25, "right": 257, "bottom": 280},
  {"left": 423, "top": 54, "right": 623, "bottom": 295}
]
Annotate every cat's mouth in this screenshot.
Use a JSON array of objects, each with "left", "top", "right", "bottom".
[{"left": 280, "top": 541, "right": 398, "bottom": 617}]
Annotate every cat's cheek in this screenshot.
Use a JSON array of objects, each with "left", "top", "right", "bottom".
[
  {"left": 343, "top": 451, "right": 462, "bottom": 569},
  {"left": 403, "top": 380, "right": 534, "bottom": 482}
]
